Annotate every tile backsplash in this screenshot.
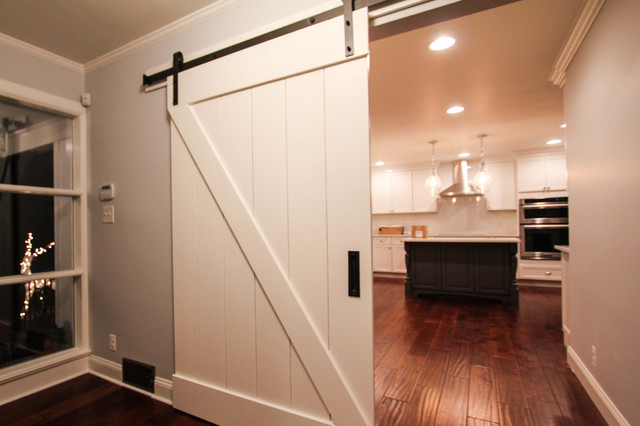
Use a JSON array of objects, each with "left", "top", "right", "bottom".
[{"left": 372, "top": 196, "right": 518, "bottom": 236}]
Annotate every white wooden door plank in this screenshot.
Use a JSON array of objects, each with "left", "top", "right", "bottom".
[
  {"left": 222, "top": 90, "right": 253, "bottom": 211},
  {"left": 291, "top": 347, "right": 330, "bottom": 420},
  {"left": 170, "top": 125, "right": 199, "bottom": 378},
  {"left": 324, "top": 58, "right": 374, "bottom": 424},
  {"left": 192, "top": 97, "right": 222, "bottom": 155},
  {"left": 252, "top": 81, "right": 289, "bottom": 271},
  {"left": 224, "top": 226, "right": 257, "bottom": 396},
  {"left": 256, "top": 283, "right": 292, "bottom": 406},
  {"left": 286, "top": 70, "right": 329, "bottom": 347},
  {"left": 195, "top": 175, "right": 227, "bottom": 386}
]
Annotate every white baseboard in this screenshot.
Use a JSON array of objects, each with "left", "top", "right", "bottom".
[
  {"left": 88, "top": 355, "right": 172, "bottom": 404},
  {"left": 566, "top": 346, "right": 630, "bottom": 426},
  {"left": 0, "top": 349, "right": 90, "bottom": 405}
]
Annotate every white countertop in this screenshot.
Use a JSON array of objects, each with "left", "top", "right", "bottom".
[{"left": 555, "top": 245, "right": 570, "bottom": 253}]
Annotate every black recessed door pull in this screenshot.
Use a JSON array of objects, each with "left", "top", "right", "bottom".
[{"left": 348, "top": 251, "right": 360, "bottom": 298}]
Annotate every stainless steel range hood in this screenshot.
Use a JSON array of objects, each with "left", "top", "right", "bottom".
[{"left": 439, "top": 160, "right": 480, "bottom": 197}]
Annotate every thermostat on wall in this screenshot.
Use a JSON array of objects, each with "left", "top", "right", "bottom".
[{"left": 99, "top": 183, "right": 115, "bottom": 201}]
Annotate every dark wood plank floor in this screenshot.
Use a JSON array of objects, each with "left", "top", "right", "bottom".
[
  {"left": 1, "top": 278, "right": 607, "bottom": 425},
  {"left": 0, "top": 373, "right": 212, "bottom": 425},
  {"left": 374, "top": 277, "right": 608, "bottom": 426}
]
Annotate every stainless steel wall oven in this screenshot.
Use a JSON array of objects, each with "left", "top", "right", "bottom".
[{"left": 519, "top": 197, "right": 569, "bottom": 259}]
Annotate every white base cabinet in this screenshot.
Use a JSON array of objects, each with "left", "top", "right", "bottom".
[
  {"left": 517, "top": 258, "right": 561, "bottom": 281},
  {"left": 373, "top": 236, "right": 407, "bottom": 273}
]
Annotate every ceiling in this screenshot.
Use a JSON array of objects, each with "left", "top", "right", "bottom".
[
  {"left": 0, "top": 0, "right": 221, "bottom": 63},
  {"left": 0, "top": 0, "right": 583, "bottom": 167},
  {"left": 369, "top": 0, "right": 583, "bottom": 167}
]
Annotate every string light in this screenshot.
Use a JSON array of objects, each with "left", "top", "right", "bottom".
[{"left": 19, "top": 233, "right": 55, "bottom": 318}]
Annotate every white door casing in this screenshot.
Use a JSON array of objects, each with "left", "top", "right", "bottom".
[{"left": 169, "top": 9, "right": 373, "bottom": 426}]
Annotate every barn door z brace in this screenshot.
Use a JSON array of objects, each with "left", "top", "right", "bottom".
[{"left": 145, "top": 0, "right": 361, "bottom": 105}]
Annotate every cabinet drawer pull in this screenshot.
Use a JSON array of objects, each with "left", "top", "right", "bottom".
[{"left": 544, "top": 271, "right": 552, "bottom": 276}]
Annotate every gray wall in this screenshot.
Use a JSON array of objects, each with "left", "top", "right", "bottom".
[
  {"left": 85, "top": 0, "right": 327, "bottom": 380},
  {"left": 0, "top": 43, "right": 84, "bottom": 101},
  {"left": 564, "top": 1, "right": 640, "bottom": 424}
]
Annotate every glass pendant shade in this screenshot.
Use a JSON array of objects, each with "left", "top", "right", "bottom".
[
  {"left": 473, "top": 164, "right": 492, "bottom": 194},
  {"left": 425, "top": 172, "right": 442, "bottom": 197},
  {"left": 425, "top": 140, "right": 441, "bottom": 196},
  {"left": 472, "top": 134, "right": 492, "bottom": 194}
]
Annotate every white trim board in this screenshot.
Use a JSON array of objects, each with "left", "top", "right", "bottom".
[
  {"left": 567, "top": 346, "right": 630, "bottom": 426},
  {"left": 84, "top": 0, "right": 249, "bottom": 72},
  {"left": 0, "top": 350, "right": 90, "bottom": 405},
  {"left": 549, "top": 0, "right": 606, "bottom": 87},
  {"left": 88, "top": 355, "right": 173, "bottom": 405},
  {"left": 0, "top": 32, "right": 83, "bottom": 74}
]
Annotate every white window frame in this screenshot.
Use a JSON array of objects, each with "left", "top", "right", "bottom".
[{"left": 0, "top": 78, "right": 89, "bottom": 401}]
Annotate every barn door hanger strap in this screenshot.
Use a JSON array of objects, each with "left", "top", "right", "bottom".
[
  {"left": 344, "top": 0, "right": 355, "bottom": 57},
  {"left": 172, "top": 52, "right": 183, "bottom": 106}
]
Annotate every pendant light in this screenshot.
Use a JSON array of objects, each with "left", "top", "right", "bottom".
[
  {"left": 472, "top": 134, "right": 492, "bottom": 194},
  {"left": 424, "top": 140, "right": 442, "bottom": 197}
]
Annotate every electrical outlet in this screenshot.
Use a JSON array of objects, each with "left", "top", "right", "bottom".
[
  {"left": 591, "top": 345, "right": 597, "bottom": 367},
  {"left": 109, "top": 334, "right": 117, "bottom": 352}
]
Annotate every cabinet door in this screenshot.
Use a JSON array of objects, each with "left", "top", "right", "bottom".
[
  {"left": 484, "top": 161, "right": 516, "bottom": 210},
  {"left": 411, "top": 243, "right": 440, "bottom": 289},
  {"left": 545, "top": 153, "right": 567, "bottom": 191},
  {"left": 391, "top": 239, "right": 407, "bottom": 273},
  {"left": 441, "top": 244, "right": 473, "bottom": 291},
  {"left": 372, "top": 244, "right": 392, "bottom": 272},
  {"left": 371, "top": 172, "right": 392, "bottom": 214},
  {"left": 474, "top": 243, "right": 511, "bottom": 295},
  {"left": 390, "top": 171, "right": 412, "bottom": 213},
  {"left": 412, "top": 169, "right": 438, "bottom": 212},
  {"left": 517, "top": 156, "right": 547, "bottom": 192}
]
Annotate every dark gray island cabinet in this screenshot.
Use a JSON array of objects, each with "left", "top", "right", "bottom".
[{"left": 404, "top": 238, "right": 519, "bottom": 304}]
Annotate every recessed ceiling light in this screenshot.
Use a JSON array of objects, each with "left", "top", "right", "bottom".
[
  {"left": 458, "top": 152, "right": 470, "bottom": 158},
  {"left": 560, "top": 123, "right": 567, "bottom": 128},
  {"left": 447, "top": 105, "right": 464, "bottom": 114},
  {"left": 546, "top": 139, "right": 562, "bottom": 145},
  {"left": 374, "top": 161, "right": 385, "bottom": 166},
  {"left": 430, "top": 36, "right": 456, "bottom": 51}
]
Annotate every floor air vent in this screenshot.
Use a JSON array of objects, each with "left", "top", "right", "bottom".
[{"left": 122, "top": 358, "right": 155, "bottom": 393}]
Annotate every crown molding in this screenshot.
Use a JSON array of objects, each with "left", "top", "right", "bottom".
[
  {"left": 0, "top": 32, "right": 84, "bottom": 74},
  {"left": 549, "top": 0, "right": 606, "bottom": 87},
  {"left": 84, "top": 0, "right": 248, "bottom": 73}
]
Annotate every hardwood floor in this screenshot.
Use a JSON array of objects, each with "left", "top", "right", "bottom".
[
  {"left": 1, "top": 277, "right": 607, "bottom": 425},
  {"left": 0, "top": 374, "right": 212, "bottom": 425},
  {"left": 374, "top": 277, "right": 607, "bottom": 425}
]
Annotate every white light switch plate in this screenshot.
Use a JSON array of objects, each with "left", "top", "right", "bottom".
[{"left": 102, "top": 205, "right": 115, "bottom": 224}]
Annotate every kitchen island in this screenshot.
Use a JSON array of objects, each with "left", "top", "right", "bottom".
[{"left": 404, "top": 237, "right": 520, "bottom": 304}]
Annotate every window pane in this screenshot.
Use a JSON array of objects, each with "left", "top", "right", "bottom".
[
  {"left": 0, "top": 96, "right": 73, "bottom": 189},
  {"left": 0, "top": 194, "right": 73, "bottom": 277},
  {"left": 0, "top": 276, "right": 74, "bottom": 368}
]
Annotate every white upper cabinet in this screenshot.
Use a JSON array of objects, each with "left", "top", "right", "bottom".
[
  {"left": 545, "top": 153, "right": 568, "bottom": 190},
  {"left": 371, "top": 171, "right": 412, "bottom": 214},
  {"left": 516, "top": 153, "right": 567, "bottom": 193},
  {"left": 483, "top": 160, "right": 517, "bottom": 210}
]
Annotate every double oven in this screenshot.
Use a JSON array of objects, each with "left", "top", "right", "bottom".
[{"left": 519, "top": 197, "right": 569, "bottom": 260}]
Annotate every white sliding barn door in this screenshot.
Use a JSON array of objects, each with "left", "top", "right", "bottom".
[{"left": 168, "top": 9, "right": 373, "bottom": 426}]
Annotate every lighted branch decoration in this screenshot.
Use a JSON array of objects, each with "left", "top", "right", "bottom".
[{"left": 19, "top": 233, "right": 55, "bottom": 318}]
